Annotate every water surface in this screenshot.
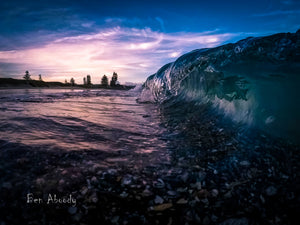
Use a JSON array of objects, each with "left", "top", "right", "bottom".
[{"left": 0, "top": 88, "right": 170, "bottom": 166}]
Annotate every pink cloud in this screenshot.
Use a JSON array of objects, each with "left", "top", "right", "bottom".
[{"left": 0, "top": 27, "right": 237, "bottom": 83}]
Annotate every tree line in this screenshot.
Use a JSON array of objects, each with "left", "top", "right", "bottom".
[
  {"left": 23, "top": 70, "right": 43, "bottom": 81},
  {"left": 82, "top": 72, "right": 119, "bottom": 87},
  {"left": 23, "top": 71, "right": 120, "bottom": 87}
]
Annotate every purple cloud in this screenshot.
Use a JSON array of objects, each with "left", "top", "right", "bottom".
[{"left": 0, "top": 26, "right": 238, "bottom": 83}]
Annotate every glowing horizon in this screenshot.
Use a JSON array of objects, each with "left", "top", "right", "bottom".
[{"left": 0, "top": 27, "right": 236, "bottom": 84}]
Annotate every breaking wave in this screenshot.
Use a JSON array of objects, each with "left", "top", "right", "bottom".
[{"left": 140, "top": 31, "right": 300, "bottom": 143}]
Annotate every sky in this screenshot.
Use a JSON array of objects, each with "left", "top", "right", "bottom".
[{"left": 0, "top": 0, "right": 299, "bottom": 84}]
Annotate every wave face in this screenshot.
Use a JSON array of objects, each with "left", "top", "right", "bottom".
[{"left": 141, "top": 31, "right": 300, "bottom": 143}]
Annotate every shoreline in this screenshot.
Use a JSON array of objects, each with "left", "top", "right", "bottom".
[
  {"left": 0, "top": 86, "right": 134, "bottom": 90},
  {"left": 0, "top": 77, "right": 135, "bottom": 90}
]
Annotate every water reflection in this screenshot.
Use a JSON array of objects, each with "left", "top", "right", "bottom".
[{"left": 0, "top": 88, "right": 170, "bottom": 168}]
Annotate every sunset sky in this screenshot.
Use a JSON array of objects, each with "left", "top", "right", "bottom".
[{"left": 0, "top": 0, "right": 299, "bottom": 83}]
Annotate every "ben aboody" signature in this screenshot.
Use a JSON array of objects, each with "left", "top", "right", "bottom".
[{"left": 26, "top": 193, "right": 76, "bottom": 207}]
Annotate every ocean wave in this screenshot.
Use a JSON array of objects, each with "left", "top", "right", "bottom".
[{"left": 141, "top": 31, "right": 300, "bottom": 143}]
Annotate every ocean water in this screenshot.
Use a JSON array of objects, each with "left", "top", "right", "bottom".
[
  {"left": 0, "top": 88, "right": 299, "bottom": 224},
  {"left": 0, "top": 88, "right": 170, "bottom": 166},
  {"left": 0, "top": 87, "right": 297, "bottom": 172}
]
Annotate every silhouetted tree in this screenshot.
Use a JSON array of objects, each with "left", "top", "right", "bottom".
[
  {"left": 65, "top": 79, "right": 68, "bottom": 84},
  {"left": 39, "top": 74, "right": 43, "bottom": 81},
  {"left": 87, "top": 75, "right": 91, "bottom": 86},
  {"left": 70, "top": 78, "right": 75, "bottom": 86},
  {"left": 23, "top": 71, "right": 31, "bottom": 80},
  {"left": 83, "top": 77, "right": 86, "bottom": 86},
  {"left": 110, "top": 72, "right": 118, "bottom": 86},
  {"left": 101, "top": 75, "right": 108, "bottom": 86}
]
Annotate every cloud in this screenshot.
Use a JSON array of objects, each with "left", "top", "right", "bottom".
[
  {"left": 104, "top": 16, "right": 169, "bottom": 32},
  {"left": 0, "top": 61, "right": 27, "bottom": 76},
  {"left": 0, "top": 5, "right": 98, "bottom": 51},
  {"left": 155, "top": 17, "right": 166, "bottom": 32},
  {"left": 169, "top": 51, "right": 181, "bottom": 58},
  {"left": 0, "top": 27, "right": 237, "bottom": 83}
]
